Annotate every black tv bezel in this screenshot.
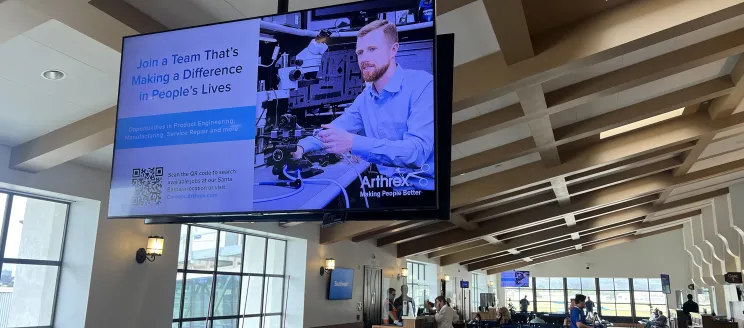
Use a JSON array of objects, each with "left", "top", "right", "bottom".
[
  {"left": 327, "top": 267, "right": 355, "bottom": 300},
  {"left": 110, "top": 0, "right": 451, "bottom": 223}
]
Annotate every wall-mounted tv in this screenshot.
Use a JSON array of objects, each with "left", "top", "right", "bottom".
[
  {"left": 328, "top": 268, "right": 354, "bottom": 300},
  {"left": 108, "top": 0, "right": 451, "bottom": 222},
  {"left": 501, "top": 271, "right": 530, "bottom": 287}
]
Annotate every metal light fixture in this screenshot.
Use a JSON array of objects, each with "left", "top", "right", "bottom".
[
  {"left": 489, "top": 281, "right": 495, "bottom": 287},
  {"left": 320, "top": 258, "right": 335, "bottom": 276},
  {"left": 444, "top": 274, "right": 451, "bottom": 282},
  {"left": 398, "top": 267, "right": 409, "bottom": 280},
  {"left": 41, "top": 69, "right": 66, "bottom": 81},
  {"left": 136, "top": 236, "right": 164, "bottom": 264}
]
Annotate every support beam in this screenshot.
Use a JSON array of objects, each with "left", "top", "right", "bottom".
[
  {"left": 350, "top": 221, "right": 428, "bottom": 243},
  {"left": 320, "top": 221, "right": 404, "bottom": 245},
  {"left": 485, "top": 226, "right": 683, "bottom": 274},
  {"left": 710, "top": 55, "right": 744, "bottom": 119},
  {"left": 483, "top": 0, "right": 533, "bottom": 65},
  {"left": 10, "top": 107, "right": 116, "bottom": 172},
  {"left": 377, "top": 221, "right": 454, "bottom": 247},
  {"left": 712, "top": 194, "right": 742, "bottom": 272}
]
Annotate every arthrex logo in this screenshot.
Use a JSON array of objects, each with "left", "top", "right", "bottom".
[
  {"left": 334, "top": 281, "right": 350, "bottom": 287},
  {"left": 361, "top": 164, "right": 431, "bottom": 189}
]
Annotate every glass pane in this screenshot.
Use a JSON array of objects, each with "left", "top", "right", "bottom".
[
  {"left": 183, "top": 273, "right": 213, "bottom": 319},
  {"left": 173, "top": 323, "right": 179, "bottom": 328},
  {"left": 636, "top": 304, "right": 654, "bottom": 318},
  {"left": 189, "top": 227, "right": 218, "bottom": 271},
  {"left": 175, "top": 273, "right": 184, "bottom": 319},
  {"left": 600, "top": 291, "right": 615, "bottom": 303},
  {"left": 0, "top": 263, "right": 58, "bottom": 327},
  {"left": 614, "top": 278, "right": 630, "bottom": 290},
  {"left": 635, "top": 292, "right": 650, "bottom": 304},
  {"left": 582, "top": 278, "right": 596, "bottom": 290},
  {"left": 567, "top": 278, "right": 581, "bottom": 290},
  {"left": 240, "top": 317, "right": 261, "bottom": 328},
  {"left": 601, "top": 303, "right": 616, "bottom": 316},
  {"left": 266, "top": 239, "right": 286, "bottom": 275},
  {"left": 616, "top": 291, "right": 631, "bottom": 303},
  {"left": 212, "top": 319, "right": 237, "bottom": 328},
  {"left": 616, "top": 303, "right": 632, "bottom": 317},
  {"left": 537, "top": 302, "right": 551, "bottom": 313},
  {"left": 550, "top": 277, "right": 564, "bottom": 289},
  {"left": 407, "top": 262, "right": 413, "bottom": 283},
  {"left": 263, "top": 277, "right": 284, "bottom": 313},
  {"left": 4, "top": 196, "right": 67, "bottom": 260},
  {"left": 178, "top": 226, "right": 188, "bottom": 269},
  {"left": 218, "top": 232, "right": 243, "bottom": 272},
  {"left": 634, "top": 278, "right": 649, "bottom": 291},
  {"left": 649, "top": 279, "right": 663, "bottom": 292},
  {"left": 240, "top": 276, "right": 264, "bottom": 315},
  {"left": 551, "top": 301, "right": 565, "bottom": 314},
  {"left": 536, "top": 290, "right": 550, "bottom": 301},
  {"left": 213, "top": 275, "right": 240, "bottom": 317},
  {"left": 183, "top": 322, "right": 207, "bottom": 328},
  {"left": 650, "top": 292, "right": 667, "bottom": 304},
  {"left": 550, "top": 290, "right": 564, "bottom": 302},
  {"left": 535, "top": 278, "right": 550, "bottom": 289},
  {"left": 599, "top": 278, "right": 614, "bottom": 290},
  {"left": 243, "top": 235, "right": 266, "bottom": 274},
  {"left": 522, "top": 290, "right": 534, "bottom": 303},
  {"left": 264, "top": 315, "right": 282, "bottom": 328}
]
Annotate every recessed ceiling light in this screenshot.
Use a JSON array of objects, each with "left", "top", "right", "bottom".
[
  {"left": 41, "top": 70, "right": 66, "bottom": 81},
  {"left": 599, "top": 108, "right": 685, "bottom": 139}
]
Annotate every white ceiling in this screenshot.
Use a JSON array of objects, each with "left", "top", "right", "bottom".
[
  {"left": 74, "top": 144, "right": 114, "bottom": 170},
  {"left": 0, "top": 19, "right": 119, "bottom": 147}
]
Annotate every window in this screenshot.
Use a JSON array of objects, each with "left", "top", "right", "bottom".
[
  {"left": 471, "top": 273, "right": 492, "bottom": 311},
  {"left": 173, "top": 225, "right": 287, "bottom": 328},
  {"left": 633, "top": 278, "right": 667, "bottom": 318},
  {"left": 697, "top": 289, "right": 712, "bottom": 315},
  {"left": 567, "top": 278, "right": 598, "bottom": 311},
  {"left": 599, "top": 278, "right": 632, "bottom": 317},
  {"left": 535, "top": 277, "right": 566, "bottom": 314},
  {"left": 406, "top": 261, "right": 429, "bottom": 311},
  {"left": 0, "top": 191, "right": 70, "bottom": 328},
  {"left": 504, "top": 286, "right": 532, "bottom": 312}
]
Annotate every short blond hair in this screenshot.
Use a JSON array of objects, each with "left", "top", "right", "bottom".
[{"left": 358, "top": 20, "right": 398, "bottom": 44}]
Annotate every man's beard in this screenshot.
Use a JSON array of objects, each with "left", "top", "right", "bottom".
[{"left": 361, "top": 61, "right": 390, "bottom": 82}]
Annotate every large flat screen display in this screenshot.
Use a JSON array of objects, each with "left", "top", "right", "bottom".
[
  {"left": 328, "top": 268, "right": 354, "bottom": 300},
  {"left": 108, "top": 0, "right": 439, "bottom": 219},
  {"left": 501, "top": 271, "right": 530, "bottom": 287}
]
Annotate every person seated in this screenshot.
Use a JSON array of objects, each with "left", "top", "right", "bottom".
[
  {"left": 497, "top": 307, "right": 512, "bottom": 325},
  {"left": 529, "top": 314, "right": 546, "bottom": 324},
  {"left": 645, "top": 309, "right": 667, "bottom": 328},
  {"left": 469, "top": 313, "right": 483, "bottom": 325}
]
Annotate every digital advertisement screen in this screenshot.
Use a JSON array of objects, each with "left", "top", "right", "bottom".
[
  {"left": 108, "top": 0, "right": 438, "bottom": 218},
  {"left": 660, "top": 274, "right": 671, "bottom": 294},
  {"left": 501, "top": 271, "right": 530, "bottom": 287},
  {"left": 328, "top": 268, "right": 354, "bottom": 300}
]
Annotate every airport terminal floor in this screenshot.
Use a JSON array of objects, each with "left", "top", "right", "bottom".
[{"left": 5, "top": 0, "right": 744, "bottom": 328}]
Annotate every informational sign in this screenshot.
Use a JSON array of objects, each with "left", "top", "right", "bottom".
[
  {"left": 328, "top": 268, "right": 354, "bottom": 300},
  {"left": 661, "top": 274, "right": 671, "bottom": 294},
  {"left": 460, "top": 280, "right": 469, "bottom": 288},
  {"left": 725, "top": 272, "right": 743, "bottom": 284}
]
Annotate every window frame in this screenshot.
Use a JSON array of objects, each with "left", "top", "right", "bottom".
[
  {"left": 534, "top": 277, "right": 567, "bottom": 314},
  {"left": 173, "top": 225, "right": 288, "bottom": 328},
  {"left": 0, "top": 190, "right": 72, "bottom": 328},
  {"left": 406, "top": 261, "right": 429, "bottom": 311}
]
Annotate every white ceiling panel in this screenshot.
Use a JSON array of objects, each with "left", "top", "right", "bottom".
[
  {"left": 700, "top": 133, "right": 744, "bottom": 159},
  {"left": 689, "top": 148, "right": 744, "bottom": 173},
  {"left": 542, "top": 57, "right": 624, "bottom": 93},
  {"left": 676, "top": 13, "right": 744, "bottom": 49},
  {"left": 550, "top": 102, "right": 591, "bottom": 129},
  {"left": 453, "top": 92, "right": 519, "bottom": 124},
  {"left": 72, "top": 144, "right": 114, "bottom": 171},
  {"left": 670, "top": 170, "right": 744, "bottom": 196},
  {"left": 451, "top": 153, "right": 541, "bottom": 186},
  {"left": 437, "top": 0, "right": 499, "bottom": 66},
  {"left": 0, "top": 77, "right": 87, "bottom": 146},
  {"left": 451, "top": 146, "right": 465, "bottom": 161},
  {"left": 23, "top": 19, "right": 121, "bottom": 76},
  {"left": 715, "top": 127, "right": 744, "bottom": 140},
  {"left": 0, "top": 34, "right": 118, "bottom": 111},
  {"left": 455, "top": 123, "right": 532, "bottom": 157}
]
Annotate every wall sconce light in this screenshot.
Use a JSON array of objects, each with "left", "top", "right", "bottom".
[
  {"left": 443, "top": 274, "right": 451, "bottom": 282},
  {"left": 136, "top": 236, "right": 164, "bottom": 264},
  {"left": 489, "top": 281, "right": 495, "bottom": 287},
  {"left": 397, "top": 267, "right": 409, "bottom": 280},
  {"left": 320, "top": 258, "right": 335, "bottom": 276}
]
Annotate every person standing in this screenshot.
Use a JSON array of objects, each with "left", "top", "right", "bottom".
[
  {"left": 520, "top": 295, "right": 530, "bottom": 313},
  {"left": 571, "top": 294, "right": 592, "bottom": 328},
  {"left": 394, "top": 285, "right": 415, "bottom": 317},
  {"left": 383, "top": 288, "right": 400, "bottom": 325},
  {"left": 683, "top": 294, "right": 700, "bottom": 324},
  {"left": 585, "top": 297, "right": 595, "bottom": 314},
  {"left": 434, "top": 296, "right": 455, "bottom": 328}
]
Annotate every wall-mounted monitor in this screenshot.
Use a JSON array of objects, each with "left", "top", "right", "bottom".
[
  {"left": 328, "top": 268, "right": 354, "bottom": 300},
  {"left": 661, "top": 274, "right": 672, "bottom": 294},
  {"left": 108, "top": 0, "right": 450, "bottom": 222},
  {"left": 501, "top": 271, "right": 530, "bottom": 287},
  {"left": 460, "top": 280, "right": 469, "bottom": 288}
]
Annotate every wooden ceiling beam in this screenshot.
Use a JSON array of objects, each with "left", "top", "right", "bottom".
[
  {"left": 427, "top": 240, "right": 490, "bottom": 259},
  {"left": 376, "top": 221, "right": 454, "bottom": 247},
  {"left": 453, "top": 0, "right": 744, "bottom": 112},
  {"left": 486, "top": 226, "right": 683, "bottom": 274},
  {"left": 350, "top": 221, "right": 429, "bottom": 243},
  {"left": 709, "top": 54, "right": 744, "bottom": 119},
  {"left": 483, "top": 0, "right": 534, "bottom": 66},
  {"left": 320, "top": 221, "right": 405, "bottom": 245}
]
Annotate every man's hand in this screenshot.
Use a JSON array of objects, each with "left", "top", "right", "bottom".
[
  {"left": 318, "top": 124, "right": 354, "bottom": 154},
  {"left": 292, "top": 145, "right": 304, "bottom": 159}
]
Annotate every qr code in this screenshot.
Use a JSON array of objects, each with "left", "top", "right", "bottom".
[{"left": 131, "top": 167, "right": 164, "bottom": 206}]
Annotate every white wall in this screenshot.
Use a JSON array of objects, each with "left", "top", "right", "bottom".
[
  {"left": 0, "top": 145, "right": 180, "bottom": 328},
  {"left": 493, "top": 230, "right": 692, "bottom": 312}
]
